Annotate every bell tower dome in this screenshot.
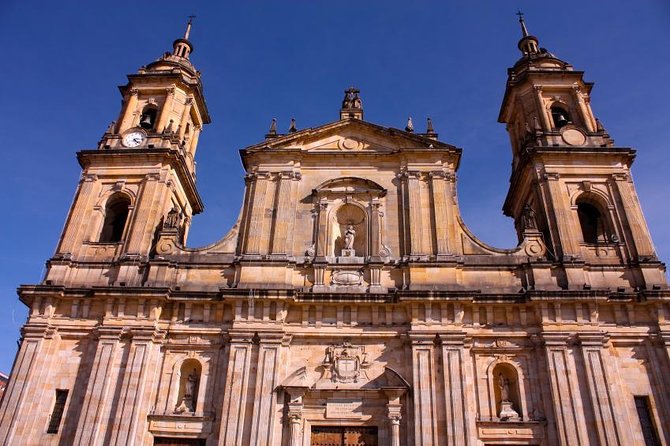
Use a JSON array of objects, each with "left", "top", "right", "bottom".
[{"left": 101, "top": 16, "right": 210, "bottom": 175}]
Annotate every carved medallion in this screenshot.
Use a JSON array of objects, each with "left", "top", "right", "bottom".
[
  {"left": 322, "top": 341, "right": 370, "bottom": 383},
  {"left": 331, "top": 270, "right": 363, "bottom": 286},
  {"left": 561, "top": 127, "right": 586, "bottom": 146}
]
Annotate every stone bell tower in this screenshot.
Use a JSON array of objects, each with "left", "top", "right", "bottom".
[
  {"left": 47, "top": 19, "right": 211, "bottom": 287},
  {"left": 499, "top": 14, "right": 665, "bottom": 290}
]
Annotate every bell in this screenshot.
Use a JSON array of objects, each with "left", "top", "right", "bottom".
[
  {"left": 556, "top": 114, "right": 569, "bottom": 127},
  {"left": 140, "top": 113, "right": 153, "bottom": 129}
]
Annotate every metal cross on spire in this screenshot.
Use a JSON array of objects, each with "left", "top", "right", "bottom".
[
  {"left": 184, "top": 15, "right": 196, "bottom": 40},
  {"left": 516, "top": 10, "right": 529, "bottom": 38}
]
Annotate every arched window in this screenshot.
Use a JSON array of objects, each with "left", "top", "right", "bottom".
[
  {"left": 175, "top": 359, "right": 201, "bottom": 414},
  {"left": 139, "top": 105, "right": 158, "bottom": 130},
  {"left": 99, "top": 194, "right": 130, "bottom": 243},
  {"left": 551, "top": 105, "right": 570, "bottom": 129},
  {"left": 577, "top": 201, "right": 610, "bottom": 244}
]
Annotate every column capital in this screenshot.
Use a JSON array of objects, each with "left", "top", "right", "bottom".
[
  {"left": 577, "top": 331, "right": 609, "bottom": 347},
  {"left": 541, "top": 331, "right": 574, "bottom": 347},
  {"left": 407, "top": 332, "right": 438, "bottom": 346},
  {"left": 438, "top": 331, "right": 468, "bottom": 346}
]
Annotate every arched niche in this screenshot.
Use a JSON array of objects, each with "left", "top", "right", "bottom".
[
  {"left": 174, "top": 358, "right": 202, "bottom": 414},
  {"left": 332, "top": 203, "right": 367, "bottom": 257},
  {"left": 491, "top": 362, "right": 522, "bottom": 421},
  {"left": 312, "top": 177, "right": 388, "bottom": 260}
]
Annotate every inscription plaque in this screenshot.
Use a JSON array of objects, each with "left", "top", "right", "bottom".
[{"left": 326, "top": 399, "right": 363, "bottom": 419}]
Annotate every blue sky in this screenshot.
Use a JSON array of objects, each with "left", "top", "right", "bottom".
[{"left": 0, "top": 1, "right": 668, "bottom": 372}]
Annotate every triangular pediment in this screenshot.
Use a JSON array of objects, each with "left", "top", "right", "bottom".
[{"left": 242, "top": 118, "right": 458, "bottom": 154}]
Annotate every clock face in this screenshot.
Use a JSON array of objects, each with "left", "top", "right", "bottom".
[{"left": 122, "top": 131, "right": 145, "bottom": 148}]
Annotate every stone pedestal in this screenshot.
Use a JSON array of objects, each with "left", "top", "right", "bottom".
[
  {"left": 499, "top": 401, "right": 520, "bottom": 421},
  {"left": 341, "top": 248, "right": 355, "bottom": 257}
]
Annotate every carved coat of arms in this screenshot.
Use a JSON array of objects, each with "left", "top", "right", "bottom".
[{"left": 322, "top": 341, "right": 370, "bottom": 383}]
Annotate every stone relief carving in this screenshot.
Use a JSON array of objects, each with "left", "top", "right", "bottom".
[
  {"left": 330, "top": 270, "right": 363, "bottom": 286},
  {"left": 321, "top": 341, "right": 370, "bottom": 384}
]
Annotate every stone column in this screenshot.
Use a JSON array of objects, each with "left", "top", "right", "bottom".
[
  {"left": 533, "top": 86, "right": 551, "bottom": 130},
  {"left": 578, "top": 333, "right": 623, "bottom": 446},
  {"left": 407, "top": 171, "right": 425, "bottom": 256},
  {"left": 315, "top": 201, "right": 329, "bottom": 258},
  {"left": 612, "top": 173, "right": 655, "bottom": 258},
  {"left": 73, "top": 327, "right": 124, "bottom": 446},
  {"left": 249, "top": 333, "right": 288, "bottom": 446},
  {"left": 430, "top": 171, "right": 451, "bottom": 258},
  {"left": 219, "top": 333, "right": 254, "bottom": 446},
  {"left": 409, "top": 333, "right": 438, "bottom": 445},
  {"left": 244, "top": 172, "right": 271, "bottom": 255},
  {"left": 440, "top": 332, "right": 468, "bottom": 446},
  {"left": 271, "top": 172, "right": 297, "bottom": 255},
  {"left": 156, "top": 86, "right": 176, "bottom": 133},
  {"left": 0, "top": 324, "right": 56, "bottom": 444},
  {"left": 396, "top": 171, "right": 410, "bottom": 256},
  {"left": 188, "top": 125, "right": 202, "bottom": 156},
  {"left": 289, "top": 414, "right": 302, "bottom": 446},
  {"left": 370, "top": 199, "right": 382, "bottom": 258},
  {"left": 542, "top": 173, "right": 580, "bottom": 259},
  {"left": 124, "top": 172, "right": 166, "bottom": 258},
  {"left": 56, "top": 173, "right": 98, "bottom": 257},
  {"left": 542, "top": 333, "right": 589, "bottom": 446},
  {"left": 384, "top": 388, "right": 404, "bottom": 446},
  {"left": 572, "top": 86, "right": 596, "bottom": 132},
  {"left": 178, "top": 97, "right": 193, "bottom": 140},
  {"left": 119, "top": 88, "right": 139, "bottom": 132},
  {"left": 110, "top": 328, "right": 164, "bottom": 446},
  {"left": 285, "top": 388, "right": 306, "bottom": 446}
]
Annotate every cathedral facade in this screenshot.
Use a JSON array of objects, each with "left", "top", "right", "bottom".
[{"left": 0, "top": 17, "right": 668, "bottom": 446}]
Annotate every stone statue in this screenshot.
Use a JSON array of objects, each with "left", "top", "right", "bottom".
[
  {"left": 186, "top": 370, "right": 197, "bottom": 398},
  {"left": 498, "top": 373, "right": 510, "bottom": 402},
  {"left": 163, "top": 119, "right": 174, "bottom": 134},
  {"left": 175, "top": 369, "right": 199, "bottom": 414},
  {"left": 521, "top": 204, "right": 537, "bottom": 230},
  {"left": 344, "top": 225, "right": 356, "bottom": 250},
  {"left": 342, "top": 89, "right": 355, "bottom": 108},
  {"left": 342, "top": 88, "right": 362, "bottom": 109},
  {"left": 164, "top": 207, "right": 180, "bottom": 229},
  {"left": 352, "top": 93, "right": 362, "bottom": 109}
]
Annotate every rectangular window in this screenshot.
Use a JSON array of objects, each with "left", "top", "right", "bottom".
[
  {"left": 46, "top": 389, "right": 68, "bottom": 434},
  {"left": 634, "top": 396, "right": 661, "bottom": 446}
]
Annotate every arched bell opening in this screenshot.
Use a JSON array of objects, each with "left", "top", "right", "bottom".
[
  {"left": 332, "top": 203, "right": 368, "bottom": 257},
  {"left": 174, "top": 359, "right": 202, "bottom": 414},
  {"left": 550, "top": 104, "right": 571, "bottom": 129},
  {"left": 99, "top": 193, "right": 131, "bottom": 243},
  {"left": 139, "top": 104, "right": 158, "bottom": 130},
  {"left": 575, "top": 194, "right": 613, "bottom": 244}
]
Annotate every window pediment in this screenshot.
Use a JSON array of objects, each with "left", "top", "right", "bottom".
[{"left": 313, "top": 177, "right": 386, "bottom": 198}]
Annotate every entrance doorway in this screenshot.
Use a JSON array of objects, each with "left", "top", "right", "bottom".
[{"left": 311, "top": 426, "right": 378, "bottom": 446}]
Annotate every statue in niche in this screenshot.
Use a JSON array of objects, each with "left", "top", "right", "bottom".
[
  {"left": 497, "top": 371, "right": 520, "bottom": 421},
  {"left": 344, "top": 225, "right": 356, "bottom": 249},
  {"left": 175, "top": 368, "right": 199, "bottom": 414},
  {"left": 498, "top": 373, "right": 511, "bottom": 401}
]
